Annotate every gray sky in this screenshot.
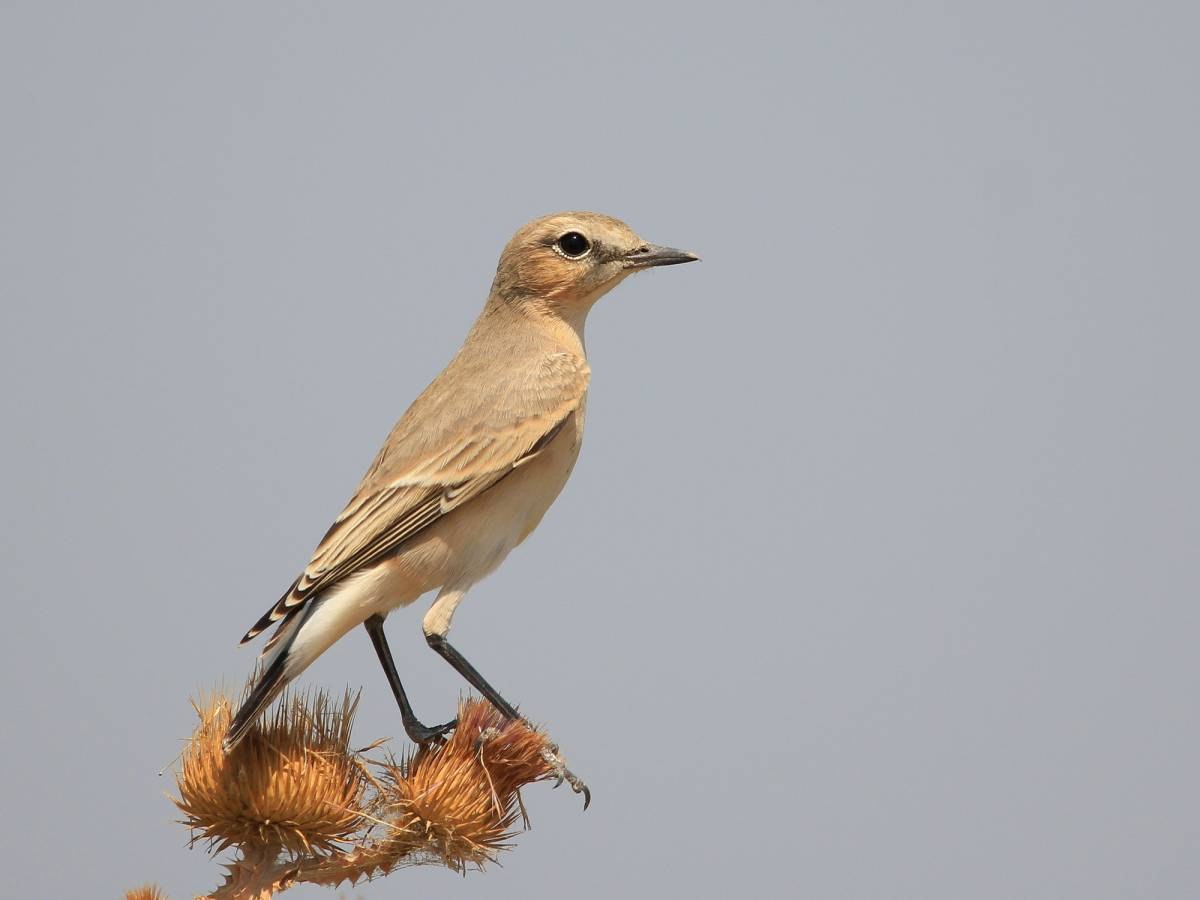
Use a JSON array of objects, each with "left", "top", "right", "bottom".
[{"left": 2, "top": 3, "right": 1198, "bottom": 898}]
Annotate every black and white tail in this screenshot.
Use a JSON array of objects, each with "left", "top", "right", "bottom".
[
  {"left": 223, "top": 609, "right": 308, "bottom": 751},
  {"left": 226, "top": 570, "right": 378, "bottom": 750}
]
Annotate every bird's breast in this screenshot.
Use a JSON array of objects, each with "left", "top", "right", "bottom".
[
  {"left": 384, "top": 400, "right": 586, "bottom": 596},
  {"left": 512, "top": 399, "right": 585, "bottom": 540}
]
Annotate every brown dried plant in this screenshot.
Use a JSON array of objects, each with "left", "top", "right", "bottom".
[
  {"left": 124, "top": 886, "right": 169, "bottom": 900},
  {"left": 155, "top": 684, "right": 564, "bottom": 899},
  {"left": 177, "top": 688, "right": 369, "bottom": 856}
]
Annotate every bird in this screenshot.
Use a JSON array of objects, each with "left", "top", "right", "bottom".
[{"left": 224, "top": 212, "right": 698, "bottom": 772}]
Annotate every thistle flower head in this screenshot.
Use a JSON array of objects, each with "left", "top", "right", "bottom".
[
  {"left": 174, "top": 688, "right": 369, "bottom": 856},
  {"left": 381, "top": 699, "right": 558, "bottom": 867},
  {"left": 295, "top": 699, "right": 561, "bottom": 886}
]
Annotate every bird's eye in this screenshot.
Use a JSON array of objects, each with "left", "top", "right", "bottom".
[{"left": 555, "top": 231, "right": 591, "bottom": 259}]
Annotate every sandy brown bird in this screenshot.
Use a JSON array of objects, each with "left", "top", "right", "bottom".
[{"left": 226, "top": 212, "right": 698, "bottom": 770}]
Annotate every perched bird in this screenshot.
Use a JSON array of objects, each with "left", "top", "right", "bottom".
[{"left": 225, "top": 212, "right": 698, "bottom": 765}]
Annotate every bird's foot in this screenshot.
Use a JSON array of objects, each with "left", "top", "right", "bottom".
[
  {"left": 405, "top": 717, "right": 457, "bottom": 746},
  {"left": 540, "top": 743, "right": 591, "bottom": 810}
]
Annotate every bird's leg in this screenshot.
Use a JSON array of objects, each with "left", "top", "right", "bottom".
[
  {"left": 364, "top": 614, "right": 456, "bottom": 745},
  {"left": 424, "top": 589, "right": 590, "bottom": 807},
  {"left": 422, "top": 588, "right": 520, "bottom": 724},
  {"left": 424, "top": 631, "right": 522, "bottom": 719},
  {"left": 422, "top": 587, "right": 521, "bottom": 719}
]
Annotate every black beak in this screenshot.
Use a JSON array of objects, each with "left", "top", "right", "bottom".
[{"left": 624, "top": 243, "right": 701, "bottom": 268}]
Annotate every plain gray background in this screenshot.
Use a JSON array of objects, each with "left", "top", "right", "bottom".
[{"left": 2, "top": 3, "right": 1197, "bottom": 898}]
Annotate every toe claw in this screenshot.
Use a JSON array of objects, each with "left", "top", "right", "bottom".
[
  {"left": 409, "top": 716, "right": 458, "bottom": 747},
  {"left": 540, "top": 745, "right": 591, "bottom": 809}
]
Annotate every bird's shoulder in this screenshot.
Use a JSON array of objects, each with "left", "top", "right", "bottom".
[{"left": 361, "top": 323, "right": 589, "bottom": 491}]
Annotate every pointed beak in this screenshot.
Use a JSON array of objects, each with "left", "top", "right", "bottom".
[{"left": 624, "top": 243, "right": 701, "bottom": 268}]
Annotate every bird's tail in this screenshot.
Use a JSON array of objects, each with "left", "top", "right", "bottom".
[{"left": 223, "top": 609, "right": 309, "bottom": 751}]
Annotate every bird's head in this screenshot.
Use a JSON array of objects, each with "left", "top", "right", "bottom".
[{"left": 490, "top": 212, "right": 698, "bottom": 318}]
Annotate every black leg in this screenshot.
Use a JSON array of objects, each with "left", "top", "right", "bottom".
[
  {"left": 426, "top": 630, "right": 592, "bottom": 809},
  {"left": 425, "top": 632, "right": 521, "bottom": 720},
  {"left": 364, "top": 615, "right": 456, "bottom": 745}
]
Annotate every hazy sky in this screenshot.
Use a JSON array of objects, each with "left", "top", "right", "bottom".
[{"left": 2, "top": 3, "right": 1198, "bottom": 898}]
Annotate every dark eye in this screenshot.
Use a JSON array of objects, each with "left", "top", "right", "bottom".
[{"left": 555, "top": 231, "right": 591, "bottom": 259}]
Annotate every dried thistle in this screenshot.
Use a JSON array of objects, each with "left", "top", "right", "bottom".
[
  {"left": 304, "top": 700, "right": 560, "bottom": 884},
  {"left": 162, "top": 686, "right": 568, "bottom": 898},
  {"left": 175, "top": 688, "right": 368, "bottom": 856},
  {"left": 382, "top": 700, "right": 558, "bottom": 866},
  {"left": 124, "top": 886, "right": 168, "bottom": 900}
]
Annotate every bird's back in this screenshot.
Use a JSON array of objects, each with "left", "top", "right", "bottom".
[{"left": 359, "top": 297, "right": 590, "bottom": 494}]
